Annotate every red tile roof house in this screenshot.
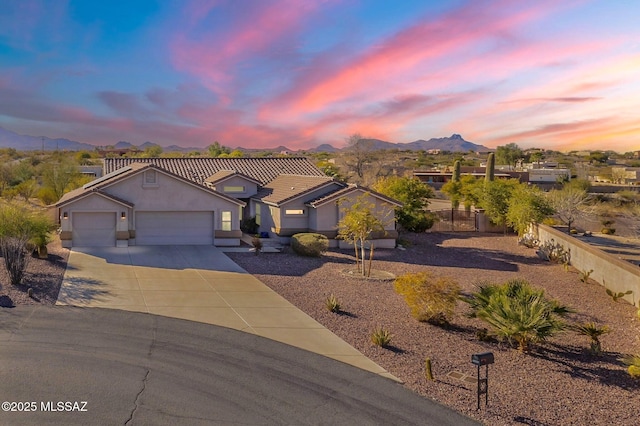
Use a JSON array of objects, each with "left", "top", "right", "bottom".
[{"left": 54, "top": 157, "right": 401, "bottom": 249}]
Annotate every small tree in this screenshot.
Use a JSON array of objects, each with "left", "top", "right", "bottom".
[
  {"left": 337, "top": 195, "right": 387, "bottom": 277},
  {"left": 373, "top": 176, "right": 434, "bottom": 232},
  {"left": 547, "top": 183, "right": 589, "bottom": 233},
  {"left": 495, "top": 143, "right": 523, "bottom": 170},
  {"left": 506, "top": 183, "right": 555, "bottom": 236},
  {"left": 479, "top": 179, "right": 519, "bottom": 232}
]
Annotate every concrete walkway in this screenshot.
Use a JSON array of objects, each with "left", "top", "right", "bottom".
[{"left": 57, "top": 245, "right": 394, "bottom": 380}]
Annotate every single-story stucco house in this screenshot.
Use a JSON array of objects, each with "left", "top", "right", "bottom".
[{"left": 53, "top": 157, "right": 401, "bottom": 249}]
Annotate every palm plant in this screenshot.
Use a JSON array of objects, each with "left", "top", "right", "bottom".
[
  {"left": 571, "top": 322, "right": 610, "bottom": 354},
  {"left": 464, "top": 279, "right": 570, "bottom": 352}
]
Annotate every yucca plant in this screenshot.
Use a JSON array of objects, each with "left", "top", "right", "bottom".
[
  {"left": 571, "top": 322, "right": 610, "bottom": 354},
  {"left": 371, "top": 326, "right": 392, "bottom": 348},
  {"left": 325, "top": 294, "right": 341, "bottom": 313},
  {"left": 464, "top": 279, "right": 570, "bottom": 352},
  {"left": 620, "top": 354, "right": 640, "bottom": 379}
]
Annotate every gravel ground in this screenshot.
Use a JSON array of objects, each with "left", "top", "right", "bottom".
[
  {"left": 227, "top": 233, "right": 640, "bottom": 426},
  {"left": 0, "top": 239, "right": 68, "bottom": 307},
  {"left": 1, "top": 233, "right": 638, "bottom": 425}
]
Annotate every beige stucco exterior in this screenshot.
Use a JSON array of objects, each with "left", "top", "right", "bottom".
[{"left": 56, "top": 168, "right": 244, "bottom": 248}]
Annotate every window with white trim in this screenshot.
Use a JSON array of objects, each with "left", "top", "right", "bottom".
[{"left": 221, "top": 211, "right": 232, "bottom": 231}]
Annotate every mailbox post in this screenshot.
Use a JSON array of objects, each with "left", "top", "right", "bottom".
[{"left": 471, "top": 352, "right": 494, "bottom": 410}]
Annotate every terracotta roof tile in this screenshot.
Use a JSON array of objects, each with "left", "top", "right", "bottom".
[
  {"left": 104, "top": 157, "right": 325, "bottom": 185},
  {"left": 253, "top": 174, "right": 339, "bottom": 206}
]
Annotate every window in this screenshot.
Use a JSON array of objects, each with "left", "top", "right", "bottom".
[
  {"left": 223, "top": 185, "right": 245, "bottom": 193},
  {"left": 221, "top": 211, "right": 232, "bottom": 231},
  {"left": 144, "top": 170, "right": 157, "bottom": 186},
  {"left": 285, "top": 209, "right": 305, "bottom": 215},
  {"left": 255, "top": 204, "right": 261, "bottom": 225}
]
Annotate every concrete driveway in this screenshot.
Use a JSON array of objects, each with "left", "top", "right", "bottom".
[{"left": 57, "top": 245, "right": 391, "bottom": 378}]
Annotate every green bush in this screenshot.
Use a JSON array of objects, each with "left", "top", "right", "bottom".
[
  {"left": 394, "top": 272, "right": 460, "bottom": 325},
  {"left": 291, "top": 233, "right": 328, "bottom": 257},
  {"left": 464, "top": 279, "right": 570, "bottom": 352}
]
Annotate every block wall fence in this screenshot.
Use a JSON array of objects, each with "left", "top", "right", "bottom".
[{"left": 530, "top": 224, "right": 639, "bottom": 307}]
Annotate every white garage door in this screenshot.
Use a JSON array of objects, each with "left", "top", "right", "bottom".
[
  {"left": 135, "top": 211, "right": 214, "bottom": 245},
  {"left": 72, "top": 212, "right": 116, "bottom": 247}
]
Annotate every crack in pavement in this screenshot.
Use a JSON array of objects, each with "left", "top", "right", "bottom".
[{"left": 125, "top": 369, "right": 149, "bottom": 425}]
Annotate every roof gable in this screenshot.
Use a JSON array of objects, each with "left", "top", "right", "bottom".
[
  {"left": 253, "top": 174, "right": 340, "bottom": 206},
  {"left": 306, "top": 184, "right": 403, "bottom": 208},
  {"left": 55, "top": 163, "right": 245, "bottom": 207},
  {"left": 204, "top": 170, "right": 261, "bottom": 186}
]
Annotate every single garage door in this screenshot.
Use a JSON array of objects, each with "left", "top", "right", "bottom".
[
  {"left": 72, "top": 212, "right": 116, "bottom": 247},
  {"left": 135, "top": 211, "right": 214, "bottom": 245}
]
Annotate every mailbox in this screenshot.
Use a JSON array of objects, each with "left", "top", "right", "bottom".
[{"left": 471, "top": 352, "right": 494, "bottom": 366}]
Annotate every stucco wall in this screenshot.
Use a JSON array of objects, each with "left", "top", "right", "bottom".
[
  {"left": 107, "top": 172, "right": 238, "bottom": 211},
  {"left": 213, "top": 176, "right": 258, "bottom": 198},
  {"left": 531, "top": 224, "right": 639, "bottom": 306},
  {"left": 58, "top": 194, "right": 129, "bottom": 234}
]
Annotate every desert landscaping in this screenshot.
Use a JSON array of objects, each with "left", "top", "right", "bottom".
[{"left": 2, "top": 232, "right": 639, "bottom": 425}]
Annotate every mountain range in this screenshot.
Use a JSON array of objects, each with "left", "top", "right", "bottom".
[{"left": 0, "top": 126, "right": 491, "bottom": 153}]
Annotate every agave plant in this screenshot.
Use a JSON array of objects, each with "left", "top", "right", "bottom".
[
  {"left": 571, "top": 322, "right": 610, "bottom": 354},
  {"left": 464, "top": 279, "right": 570, "bottom": 352}
]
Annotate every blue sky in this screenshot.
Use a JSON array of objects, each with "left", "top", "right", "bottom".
[{"left": 1, "top": 0, "right": 639, "bottom": 152}]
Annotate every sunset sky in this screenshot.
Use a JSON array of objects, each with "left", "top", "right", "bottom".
[{"left": 1, "top": 0, "right": 639, "bottom": 152}]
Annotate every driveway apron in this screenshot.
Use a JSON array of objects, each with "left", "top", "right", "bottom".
[{"left": 57, "top": 245, "right": 394, "bottom": 379}]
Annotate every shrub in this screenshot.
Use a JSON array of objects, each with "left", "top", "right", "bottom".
[
  {"left": 325, "top": 294, "right": 341, "bottom": 313},
  {"left": 620, "top": 354, "right": 640, "bottom": 379},
  {"left": 579, "top": 269, "right": 593, "bottom": 283},
  {"left": 464, "top": 279, "right": 570, "bottom": 352},
  {"left": 605, "top": 288, "right": 633, "bottom": 302},
  {"left": 571, "top": 322, "right": 610, "bottom": 354},
  {"left": 371, "top": 326, "right": 392, "bottom": 347},
  {"left": 394, "top": 272, "right": 460, "bottom": 325},
  {"left": 251, "top": 236, "right": 262, "bottom": 255},
  {"left": 240, "top": 216, "right": 259, "bottom": 234},
  {"left": 0, "top": 203, "right": 53, "bottom": 286},
  {"left": 291, "top": 233, "right": 328, "bottom": 257}
]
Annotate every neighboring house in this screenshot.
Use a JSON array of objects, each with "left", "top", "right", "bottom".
[{"left": 54, "top": 157, "right": 400, "bottom": 248}]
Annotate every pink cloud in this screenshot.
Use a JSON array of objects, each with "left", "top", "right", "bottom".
[{"left": 170, "top": 0, "right": 326, "bottom": 98}]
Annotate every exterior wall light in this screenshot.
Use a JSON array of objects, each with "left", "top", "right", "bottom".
[
  {"left": 63, "top": 212, "right": 68, "bottom": 219},
  {"left": 121, "top": 212, "right": 126, "bottom": 220}
]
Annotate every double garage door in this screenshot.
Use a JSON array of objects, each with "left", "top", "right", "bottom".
[
  {"left": 135, "top": 211, "right": 214, "bottom": 245},
  {"left": 72, "top": 211, "right": 214, "bottom": 246}
]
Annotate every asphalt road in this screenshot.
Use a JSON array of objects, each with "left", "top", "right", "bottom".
[{"left": 0, "top": 306, "right": 479, "bottom": 425}]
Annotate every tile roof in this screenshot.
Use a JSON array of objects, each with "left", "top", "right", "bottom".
[
  {"left": 306, "top": 184, "right": 403, "bottom": 208},
  {"left": 104, "top": 157, "right": 326, "bottom": 186},
  {"left": 253, "top": 174, "right": 340, "bottom": 206},
  {"left": 55, "top": 163, "right": 245, "bottom": 207}
]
